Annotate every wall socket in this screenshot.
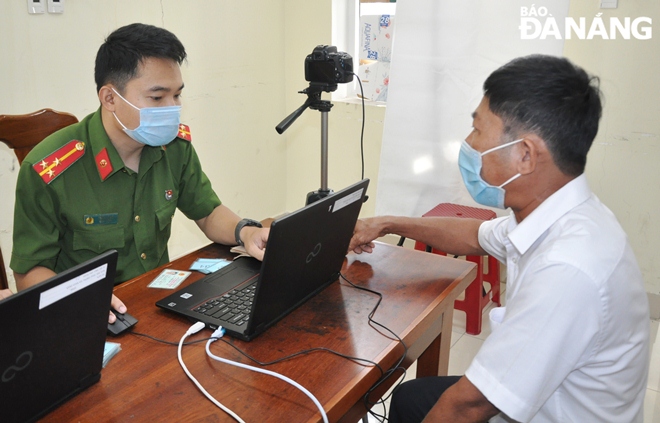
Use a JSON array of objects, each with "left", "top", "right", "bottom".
[
  {"left": 47, "top": 0, "right": 64, "bottom": 13},
  {"left": 27, "top": 0, "right": 65, "bottom": 14},
  {"left": 27, "top": 0, "right": 45, "bottom": 14}
]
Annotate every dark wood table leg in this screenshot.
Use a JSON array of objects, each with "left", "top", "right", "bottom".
[{"left": 417, "top": 308, "right": 454, "bottom": 377}]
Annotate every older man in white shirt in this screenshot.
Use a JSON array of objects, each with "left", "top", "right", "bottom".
[{"left": 349, "top": 54, "right": 649, "bottom": 423}]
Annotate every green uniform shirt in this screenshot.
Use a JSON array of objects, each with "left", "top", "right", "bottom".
[{"left": 11, "top": 108, "right": 221, "bottom": 283}]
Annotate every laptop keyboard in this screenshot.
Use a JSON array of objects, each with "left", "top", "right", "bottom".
[{"left": 192, "top": 281, "right": 257, "bottom": 326}]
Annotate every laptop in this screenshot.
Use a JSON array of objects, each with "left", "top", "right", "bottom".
[
  {"left": 156, "top": 179, "right": 369, "bottom": 341},
  {"left": 1, "top": 250, "right": 118, "bottom": 423}
]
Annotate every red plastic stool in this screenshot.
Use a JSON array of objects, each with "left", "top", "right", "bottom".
[{"left": 414, "top": 203, "right": 501, "bottom": 335}]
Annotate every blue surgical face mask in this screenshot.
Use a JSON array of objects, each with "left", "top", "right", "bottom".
[
  {"left": 458, "top": 138, "right": 523, "bottom": 209},
  {"left": 111, "top": 88, "right": 181, "bottom": 147}
]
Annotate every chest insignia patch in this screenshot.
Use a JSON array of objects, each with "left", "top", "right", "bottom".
[
  {"left": 165, "top": 189, "right": 173, "bottom": 201},
  {"left": 84, "top": 213, "right": 119, "bottom": 226},
  {"left": 32, "top": 140, "right": 85, "bottom": 184}
]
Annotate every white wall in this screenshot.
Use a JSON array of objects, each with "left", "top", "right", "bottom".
[
  {"left": 0, "top": 0, "right": 289, "bottom": 290},
  {"left": 564, "top": 1, "right": 660, "bottom": 298}
]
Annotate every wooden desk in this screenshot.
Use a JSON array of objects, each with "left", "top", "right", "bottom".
[{"left": 43, "top": 242, "right": 475, "bottom": 423}]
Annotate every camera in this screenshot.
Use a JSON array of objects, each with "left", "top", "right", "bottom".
[{"left": 304, "top": 45, "right": 353, "bottom": 91}]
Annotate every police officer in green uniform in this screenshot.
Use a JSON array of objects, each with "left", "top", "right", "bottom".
[{"left": 10, "top": 23, "right": 269, "bottom": 324}]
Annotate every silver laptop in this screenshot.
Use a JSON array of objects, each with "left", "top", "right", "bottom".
[
  {"left": 0, "top": 250, "right": 118, "bottom": 423},
  {"left": 156, "top": 179, "right": 369, "bottom": 341}
]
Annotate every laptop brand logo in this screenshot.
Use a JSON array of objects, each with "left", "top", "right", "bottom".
[
  {"left": 306, "top": 243, "right": 322, "bottom": 263},
  {"left": 2, "top": 351, "right": 33, "bottom": 383}
]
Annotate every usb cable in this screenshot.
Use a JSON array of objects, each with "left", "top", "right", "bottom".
[
  {"left": 207, "top": 327, "right": 329, "bottom": 423},
  {"left": 178, "top": 322, "right": 246, "bottom": 423}
]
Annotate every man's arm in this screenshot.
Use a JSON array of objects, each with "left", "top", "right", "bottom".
[
  {"left": 348, "top": 215, "right": 486, "bottom": 256},
  {"left": 423, "top": 376, "right": 500, "bottom": 423},
  {"left": 195, "top": 204, "right": 268, "bottom": 261},
  {"left": 14, "top": 266, "right": 56, "bottom": 291}
]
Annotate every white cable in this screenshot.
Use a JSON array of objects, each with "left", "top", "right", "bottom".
[
  {"left": 207, "top": 327, "right": 329, "bottom": 423},
  {"left": 178, "top": 322, "right": 246, "bottom": 423}
]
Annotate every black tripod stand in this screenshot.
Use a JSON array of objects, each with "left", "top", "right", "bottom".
[{"left": 276, "top": 83, "right": 336, "bottom": 205}]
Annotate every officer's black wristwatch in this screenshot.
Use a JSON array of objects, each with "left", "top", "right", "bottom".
[{"left": 234, "top": 218, "right": 263, "bottom": 247}]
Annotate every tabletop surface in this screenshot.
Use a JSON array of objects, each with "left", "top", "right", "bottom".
[{"left": 42, "top": 241, "right": 475, "bottom": 423}]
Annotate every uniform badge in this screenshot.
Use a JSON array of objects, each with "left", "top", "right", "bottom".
[
  {"left": 95, "top": 148, "right": 113, "bottom": 181},
  {"left": 177, "top": 124, "right": 192, "bottom": 142},
  {"left": 32, "top": 140, "right": 85, "bottom": 184},
  {"left": 165, "top": 189, "right": 173, "bottom": 201}
]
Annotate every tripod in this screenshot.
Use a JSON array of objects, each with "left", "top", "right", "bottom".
[{"left": 276, "top": 83, "right": 336, "bottom": 205}]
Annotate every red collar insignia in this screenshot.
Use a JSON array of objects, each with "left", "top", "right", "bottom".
[{"left": 95, "top": 148, "right": 113, "bottom": 181}]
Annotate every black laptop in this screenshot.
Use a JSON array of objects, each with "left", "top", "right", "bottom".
[
  {"left": 1, "top": 250, "right": 118, "bottom": 423},
  {"left": 156, "top": 179, "right": 369, "bottom": 341}
]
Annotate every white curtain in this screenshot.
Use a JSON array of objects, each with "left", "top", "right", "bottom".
[{"left": 375, "top": 0, "right": 570, "bottom": 217}]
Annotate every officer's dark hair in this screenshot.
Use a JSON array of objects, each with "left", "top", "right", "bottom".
[
  {"left": 484, "top": 54, "right": 602, "bottom": 176},
  {"left": 95, "top": 23, "right": 187, "bottom": 93}
]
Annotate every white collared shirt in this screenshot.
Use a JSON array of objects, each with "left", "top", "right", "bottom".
[{"left": 465, "top": 174, "right": 650, "bottom": 423}]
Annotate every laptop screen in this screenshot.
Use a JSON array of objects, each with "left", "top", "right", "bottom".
[
  {"left": 155, "top": 179, "right": 369, "bottom": 341},
  {"left": 0, "top": 250, "right": 117, "bottom": 423}
]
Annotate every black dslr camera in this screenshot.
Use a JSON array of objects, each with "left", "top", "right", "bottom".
[{"left": 304, "top": 45, "right": 353, "bottom": 92}]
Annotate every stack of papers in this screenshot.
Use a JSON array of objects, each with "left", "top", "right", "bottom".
[
  {"left": 190, "top": 258, "right": 232, "bottom": 274},
  {"left": 103, "top": 342, "right": 121, "bottom": 368},
  {"left": 229, "top": 245, "right": 252, "bottom": 258}
]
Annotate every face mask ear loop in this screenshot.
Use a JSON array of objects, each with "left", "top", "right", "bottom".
[
  {"left": 111, "top": 87, "right": 140, "bottom": 132},
  {"left": 112, "top": 112, "right": 129, "bottom": 131},
  {"left": 111, "top": 88, "right": 140, "bottom": 111},
  {"left": 498, "top": 173, "right": 521, "bottom": 189},
  {"left": 480, "top": 138, "right": 524, "bottom": 157}
]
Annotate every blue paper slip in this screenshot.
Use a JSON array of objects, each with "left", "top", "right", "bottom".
[
  {"left": 103, "top": 342, "right": 121, "bottom": 368},
  {"left": 190, "top": 258, "right": 232, "bottom": 274}
]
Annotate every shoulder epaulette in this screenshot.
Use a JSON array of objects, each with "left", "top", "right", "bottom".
[
  {"left": 177, "top": 124, "right": 192, "bottom": 142},
  {"left": 32, "top": 140, "right": 85, "bottom": 184}
]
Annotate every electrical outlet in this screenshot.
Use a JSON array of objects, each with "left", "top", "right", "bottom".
[
  {"left": 47, "top": 0, "right": 64, "bottom": 13},
  {"left": 27, "top": 0, "right": 45, "bottom": 14}
]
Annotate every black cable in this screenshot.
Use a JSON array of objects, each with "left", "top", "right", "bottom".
[
  {"left": 339, "top": 272, "right": 410, "bottom": 422},
  {"left": 352, "top": 73, "right": 367, "bottom": 181},
  {"left": 215, "top": 338, "right": 385, "bottom": 375},
  {"left": 131, "top": 328, "right": 384, "bottom": 375},
  {"left": 130, "top": 330, "right": 214, "bottom": 346}
]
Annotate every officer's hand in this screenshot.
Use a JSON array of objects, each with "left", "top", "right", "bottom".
[
  {"left": 242, "top": 227, "right": 269, "bottom": 261},
  {"left": 0, "top": 289, "right": 13, "bottom": 300},
  {"left": 109, "top": 294, "right": 127, "bottom": 324}
]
